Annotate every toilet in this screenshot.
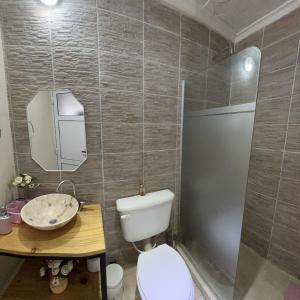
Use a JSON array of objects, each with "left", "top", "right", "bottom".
[{"left": 116, "top": 189, "right": 194, "bottom": 300}]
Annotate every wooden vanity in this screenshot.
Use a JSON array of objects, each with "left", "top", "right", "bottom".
[{"left": 0, "top": 204, "right": 107, "bottom": 299}]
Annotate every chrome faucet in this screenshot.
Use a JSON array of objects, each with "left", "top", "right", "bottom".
[{"left": 56, "top": 180, "right": 83, "bottom": 210}]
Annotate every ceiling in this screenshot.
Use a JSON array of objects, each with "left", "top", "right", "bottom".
[{"left": 162, "top": 0, "right": 300, "bottom": 42}]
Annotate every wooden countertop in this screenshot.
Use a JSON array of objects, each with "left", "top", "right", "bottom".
[{"left": 0, "top": 204, "right": 106, "bottom": 258}]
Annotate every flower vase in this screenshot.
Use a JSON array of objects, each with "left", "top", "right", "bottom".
[
  {"left": 17, "top": 188, "right": 31, "bottom": 205},
  {"left": 49, "top": 277, "right": 68, "bottom": 294}
]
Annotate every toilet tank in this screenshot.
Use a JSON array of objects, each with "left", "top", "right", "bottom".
[{"left": 116, "top": 189, "right": 174, "bottom": 242}]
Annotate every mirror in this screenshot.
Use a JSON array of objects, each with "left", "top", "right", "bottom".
[{"left": 26, "top": 90, "right": 87, "bottom": 171}]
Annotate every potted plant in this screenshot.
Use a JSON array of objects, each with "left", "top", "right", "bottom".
[{"left": 40, "top": 260, "right": 74, "bottom": 294}]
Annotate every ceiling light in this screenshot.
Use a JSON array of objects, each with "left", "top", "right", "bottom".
[
  {"left": 40, "top": 0, "right": 58, "bottom": 7},
  {"left": 244, "top": 57, "right": 254, "bottom": 72}
]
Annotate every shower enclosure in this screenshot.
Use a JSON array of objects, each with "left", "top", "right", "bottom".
[{"left": 178, "top": 47, "right": 261, "bottom": 299}]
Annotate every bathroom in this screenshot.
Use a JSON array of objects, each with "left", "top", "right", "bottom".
[{"left": 1, "top": 0, "right": 300, "bottom": 299}]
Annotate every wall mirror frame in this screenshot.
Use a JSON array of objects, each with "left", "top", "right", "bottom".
[{"left": 26, "top": 90, "right": 87, "bottom": 172}]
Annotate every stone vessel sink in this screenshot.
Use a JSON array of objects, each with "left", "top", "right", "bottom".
[{"left": 21, "top": 194, "right": 79, "bottom": 230}]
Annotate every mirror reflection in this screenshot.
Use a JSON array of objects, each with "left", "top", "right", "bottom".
[{"left": 27, "top": 90, "right": 87, "bottom": 171}]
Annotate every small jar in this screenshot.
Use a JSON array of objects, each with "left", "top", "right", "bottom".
[{"left": 0, "top": 207, "right": 12, "bottom": 235}]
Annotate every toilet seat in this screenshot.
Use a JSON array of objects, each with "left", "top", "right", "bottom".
[{"left": 137, "top": 244, "right": 194, "bottom": 300}]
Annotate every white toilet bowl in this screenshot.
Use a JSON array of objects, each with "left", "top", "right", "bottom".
[
  {"left": 116, "top": 191, "right": 194, "bottom": 299},
  {"left": 137, "top": 244, "right": 194, "bottom": 300}
]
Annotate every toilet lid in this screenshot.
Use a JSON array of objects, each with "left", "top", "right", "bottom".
[{"left": 137, "top": 244, "right": 194, "bottom": 300}]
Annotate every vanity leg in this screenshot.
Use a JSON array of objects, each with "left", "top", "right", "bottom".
[{"left": 100, "top": 253, "right": 107, "bottom": 300}]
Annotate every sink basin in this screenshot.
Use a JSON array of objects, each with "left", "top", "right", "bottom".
[{"left": 21, "top": 194, "right": 79, "bottom": 230}]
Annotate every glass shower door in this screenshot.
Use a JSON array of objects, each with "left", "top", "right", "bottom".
[{"left": 179, "top": 47, "right": 261, "bottom": 299}]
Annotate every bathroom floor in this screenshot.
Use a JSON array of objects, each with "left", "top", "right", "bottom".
[
  {"left": 180, "top": 241, "right": 235, "bottom": 299},
  {"left": 235, "top": 244, "right": 300, "bottom": 300},
  {"left": 178, "top": 242, "right": 300, "bottom": 300},
  {"left": 122, "top": 264, "right": 205, "bottom": 300}
]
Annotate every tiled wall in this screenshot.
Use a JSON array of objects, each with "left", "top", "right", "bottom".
[
  {"left": 237, "top": 8, "right": 300, "bottom": 278},
  {"left": 0, "top": 26, "right": 21, "bottom": 296},
  {"left": 0, "top": 0, "right": 229, "bottom": 263}
]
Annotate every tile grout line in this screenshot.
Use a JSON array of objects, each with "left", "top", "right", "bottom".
[
  {"left": 203, "top": 29, "right": 211, "bottom": 104},
  {"left": 16, "top": 148, "right": 179, "bottom": 157},
  {"left": 7, "top": 85, "right": 183, "bottom": 103},
  {"left": 260, "top": 63, "right": 298, "bottom": 76},
  {"left": 253, "top": 147, "right": 300, "bottom": 155},
  {"left": 258, "top": 95, "right": 294, "bottom": 103},
  {"left": 173, "top": 12, "right": 182, "bottom": 240},
  {"left": 96, "top": 5, "right": 106, "bottom": 210},
  {"left": 47, "top": 7, "right": 61, "bottom": 182},
  {"left": 105, "top": 171, "right": 178, "bottom": 184},
  {"left": 261, "top": 27, "right": 265, "bottom": 50},
  {"left": 252, "top": 147, "right": 284, "bottom": 152},
  {"left": 142, "top": 0, "right": 145, "bottom": 188},
  {"left": 270, "top": 242, "right": 300, "bottom": 262},
  {"left": 266, "top": 35, "right": 300, "bottom": 258},
  {"left": 97, "top": 7, "right": 183, "bottom": 39},
  {"left": 248, "top": 189, "right": 276, "bottom": 201},
  {"left": 262, "top": 30, "right": 300, "bottom": 50},
  {"left": 12, "top": 120, "right": 180, "bottom": 126}
]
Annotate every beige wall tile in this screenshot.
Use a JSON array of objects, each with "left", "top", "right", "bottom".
[
  {"left": 255, "top": 98, "right": 290, "bottom": 124},
  {"left": 245, "top": 190, "right": 276, "bottom": 220},
  {"left": 269, "top": 243, "right": 300, "bottom": 278},
  {"left": 279, "top": 178, "right": 300, "bottom": 207},
  {"left": 17, "top": 154, "right": 60, "bottom": 185},
  {"left": 243, "top": 208, "right": 273, "bottom": 240},
  {"left": 103, "top": 152, "right": 142, "bottom": 182},
  {"left": 263, "top": 8, "right": 300, "bottom": 47},
  {"left": 257, "top": 66, "right": 295, "bottom": 101},
  {"left": 275, "top": 201, "right": 300, "bottom": 232},
  {"left": 181, "top": 15, "right": 209, "bottom": 46},
  {"left": 235, "top": 30, "right": 263, "bottom": 52},
  {"left": 100, "top": 51, "right": 143, "bottom": 92},
  {"left": 242, "top": 228, "right": 269, "bottom": 258},
  {"left": 53, "top": 47, "right": 99, "bottom": 87},
  {"left": 210, "top": 30, "right": 231, "bottom": 52},
  {"left": 104, "top": 179, "right": 139, "bottom": 209},
  {"left": 144, "top": 0, "right": 180, "bottom": 34},
  {"left": 144, "top": 173, "right": 175, "bottom": 193},
  {"left": 144, "top": 60, "right": 179, "bottom": 96},
  {"left": 98, "top": 10, "right": 143, "bottom": 57},
  {"left": 271, "top": 224, "right": 300, "bottom": 258},
  {"left": 51, "top": 5, "right": 98, "bottom": 49},
  {"left": 252, "top": 124, "right": 287, "bottom": 151},
  {"left": 144, "top": 24, "right": 180, "bottom": 67},
  {"left": 286, "top": 125, "right": 300, "bottom": 152},
  {"left": 181, "top": 38, "right": 208, "bottom": 73},
  {"left": 289, "top": 94, "right": 300, "bottom": 123},
  {"left": 61, "top": 154, "right": 102, "bottom": 184},
  {"left": 261, "top": 34, "right": 299, "bottom": 74},
  {"left": 97, "top": 0, "right": 143, "bottom": 20},
  {"left": 144, "top": 94, "right": 178, "bottom": 124},
  {"left": 101, "top": 90, "right": 142, "bottom": 123},
  {"left": 144, "top": 124, "right": 177, "bottom": 151},
  {"left": 102, "top": 122, "right": 142, "bottom": 154},
  {"left": 282, "top": 152, "right": 300, "bottom": 180},
  {"left": 144, "top": 150, "right": 176, "bottom": 177}
]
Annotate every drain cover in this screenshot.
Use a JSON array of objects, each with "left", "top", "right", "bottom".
[{"left": 49, "top": 219, "right": 58, "bottom": 224}]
